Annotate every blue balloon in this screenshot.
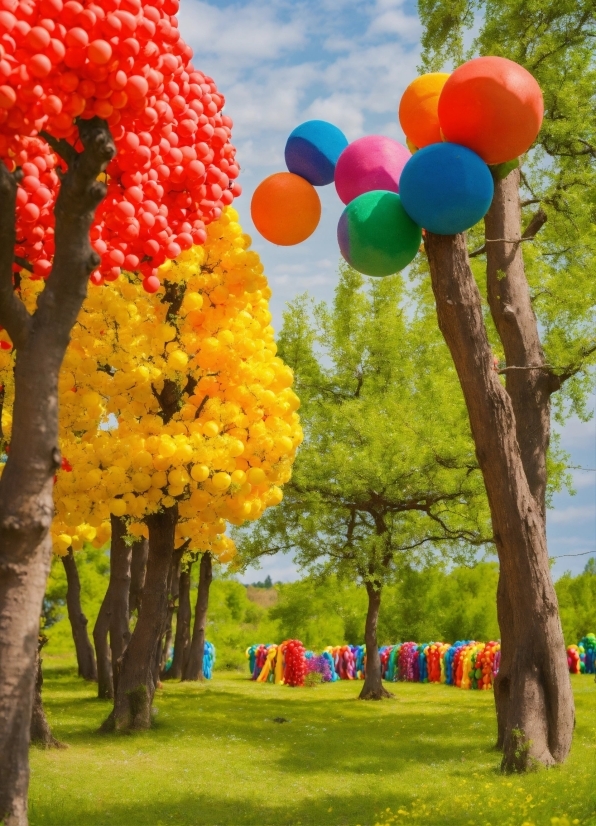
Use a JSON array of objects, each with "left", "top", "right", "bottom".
[
  {"left": 399, "top": 143, "right": 494, "bottom": 235},
  {"left": 285, "top": 120, "right": 349, "bottom": 186}
]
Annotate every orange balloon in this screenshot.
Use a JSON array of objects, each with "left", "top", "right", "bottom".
[
  {"left": 438, "top": 56, "right": 543, "bottom": 165},
  {"left": 399, "top": 73, "right": 450, "bottom": 149},
  {"left": 251, "top": 172, "right": 321, "bottom": 246}
]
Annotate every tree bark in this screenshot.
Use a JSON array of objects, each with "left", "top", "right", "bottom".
[
  {"left": 159, "top": 546, "right": 184, "bottom": 679},
  {"left": 0, "top": 119, "right": 115, "bottom": 826},
  {"left": 103, "top": 505, "right": 177, "bottom": 732},
  {"left": 30, "top": 637, "right": 66, "bottom": 750},
  {"left": 61, "top": 548, "right": 97, "bottom": 681},
  {"left": 359, "top": 581, "right": 392, "bottom": 700},
  {"left": 424, "top": 230, "right": 574, "bottom": 771},
  {"left": 93, "top": 586, "right": 113, "bottom": 700},
  {"left": 484, "top": 169, "right": 556, "bottom": 750},
  {"left": 169, "top": 561, "right": 193, "bottom": 680},
  {"left": 183, "top": 552, "right": 212, "bottom": 681},
  {"left": 108, "top": 515, "right": 132, "bottom": 693},
  {"left": 129, "top": 537, "right": 148, "bottom": 617}
]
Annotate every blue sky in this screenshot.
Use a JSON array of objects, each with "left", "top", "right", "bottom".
[{"left": 178, "top": 0, "right": 596, "bottom": 582}]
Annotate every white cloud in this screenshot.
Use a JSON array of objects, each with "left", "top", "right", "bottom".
[{"left": 548, "top": 505, "right": 596, "bottom": 525}]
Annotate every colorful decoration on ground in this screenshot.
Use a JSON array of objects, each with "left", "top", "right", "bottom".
[
  {"left": 246, "top": 641, "right": 307, "bottom": 686},
  {"left": 567, "top": 634, "right": 596, "bottom": 674},
  {"left": 248, "top": 640, "right": 502, "bottom": 690},
  {"left": 250, "top": 56, "right": 543, "bottom": 278}
]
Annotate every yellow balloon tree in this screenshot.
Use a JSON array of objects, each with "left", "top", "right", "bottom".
[{"left": 1, "top": 208, "right": 302, "bottom": 729}]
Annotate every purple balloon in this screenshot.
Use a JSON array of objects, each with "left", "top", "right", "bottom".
[{"left": 334, "top": 135, "right": 411, "bottom": 205}]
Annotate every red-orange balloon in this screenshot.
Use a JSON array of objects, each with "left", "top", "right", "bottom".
[
  {"left": 438, "top": 56, "right": 543, "bottom": 165},
  {"left": 251, "top": 172, "right": 321, "bottom": 246}
]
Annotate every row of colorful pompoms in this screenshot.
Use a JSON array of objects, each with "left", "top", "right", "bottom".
[
  {"left": 567, "top": 634, "right": 596, "bottom": 674},
  {"left": 163, "top": 640, "right": 215, "bottom": 679},
  {"left": 247, "top": 640, "right": 502, "bottom": 690},
  {"left": 246, "top": 640, "right": 308, "bottom": 687},
  {"left": 251, "top": 56, "right": 544, "bottom": 279}
]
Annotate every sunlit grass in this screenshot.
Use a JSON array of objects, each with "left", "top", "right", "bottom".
[{"left": 29, "top": 658, "right": 596, "bottom": 826}]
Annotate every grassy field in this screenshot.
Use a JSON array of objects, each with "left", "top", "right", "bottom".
[{"left": 29, "top": 657, "right": 596, "bottom": 826}]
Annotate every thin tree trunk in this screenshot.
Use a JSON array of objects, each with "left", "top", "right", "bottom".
[
  {"left": 424, "top": 229, "right": 574, "bottom": 771},
  {"left": 30, "top": 637, "right": 66, "bottom": 750},
  {"left": 93, "top": 587, "right": 113, "bottom": 700},
  {"left": 108, "top": 515, "right": 133, "bottom": 694},
  {"left": 170, "top": 561, "right": 193, "bottom": 680},
  {"left": 102, "top": 506, "right": 177, "bottom": 732},
  {"left": 183, "top": 552, "right": 212, "bottom": 681},
  {"left": 359, "top": 581, "right": 392, "bottom": 700},
  {"left": 160, "top": 547, "right": 184, "bottom": 679},
  {"left": 62, "top": 548, "right": 97, "bottom": 681},
  {"left": 129, "top": 537, "right": 148, "bottom": 617},
  {"left": 0, "top": 119, "right": 115, "bottom": 826}
]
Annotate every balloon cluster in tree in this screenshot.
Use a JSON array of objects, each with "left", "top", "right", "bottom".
[
  {"left": 250, "top": 57, "right": 543, "bottom": 279},
  {"left": 0, "top": 0, "right": 240, "bottom": 291}
]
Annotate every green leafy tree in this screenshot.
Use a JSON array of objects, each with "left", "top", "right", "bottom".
[
  {"left": 238, "top": 267, "right": 491, "bottom": 698},
  {"left": 417, "top": 0, "right": 595, "bottom": 769}
]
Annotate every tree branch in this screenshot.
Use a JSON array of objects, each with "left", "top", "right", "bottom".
[{"left": 0, "top": 164, "right": 32, "bottom": 350}]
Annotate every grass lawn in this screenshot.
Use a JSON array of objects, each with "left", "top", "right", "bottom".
[{"left": 29, "top": 657, "right": 596, "bottom": 826}]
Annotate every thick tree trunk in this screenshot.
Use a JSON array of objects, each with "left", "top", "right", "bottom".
[
  {"left": 93, "top": 587, "right": 113, "bottom": 700},
  {"left": 160, "top": 547, "right": 184, "bottom": 679},
  {"left": 103, "top": 506, "right": 177, "bottom": 732},
  {"left": 30, "top": 638, "right": 66, "bottom": 750},
  {"left": 484, "top": 170, "right": 557, "bottom": 750},
  {"left": 359, "top": 582, "right": 392, "bottom": 700},
  {"left": 183, "top": 552, "right": 212, "bottom": 681},
  {"left": 425, "top": 230, "right": 574, "bottom": 771},
  {"left": 129, "top": 537, "right": 148, "bottom": 617},
  {"left": 0, "top": 119, "right": 115, "bottom": 826},
  {"left": 108, "top": 515, "right": 133, "bottom": 693},
  {"left": 62, "top": 548, "right": 97, "bottom": 681},
  {"left": 170, "top": 561, "right": 193, "bottom": 680}
]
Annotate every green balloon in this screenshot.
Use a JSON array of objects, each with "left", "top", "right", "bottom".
[{"left": 337, "top": 190, "right": 422, "bottom": 278}]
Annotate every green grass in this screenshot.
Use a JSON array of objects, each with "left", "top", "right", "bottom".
[{"left": 30, "top": 657, "right": 596, "bottom": 826}]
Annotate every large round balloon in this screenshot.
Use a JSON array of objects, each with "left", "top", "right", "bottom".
[
  {"left": 438, "top": 56, "right": 543, "bottom": 165},
  {"left": 285, "top": 120, "right": 349, "bottom": 186},
  {"left": 399, "top": 143, "right": 494, "bottom": 235},
  {"left": 334, "top": 136, "right": 411, "bottom": 205},
  {"left": 337, "top": 190, "right": 422, "bottom": 277},
  {"left": 399, "top": 73, "right": 450, "bottom": 149},
  {"left": 251, "top": 172, "right": 321, "bottom": 246}
]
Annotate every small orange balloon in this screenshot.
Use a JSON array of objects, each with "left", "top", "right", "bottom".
[
  {"left": 399, "top": 73, "right": 450, "bottom": 148},
  {"left": 251, "top": 172, "right": 321, "bottom": 246},
  {"left": 438, "top": 56, "right": 543, "bottom": 165}
]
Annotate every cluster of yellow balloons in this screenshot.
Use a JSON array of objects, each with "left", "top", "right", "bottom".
[{"left": 0, "top": 208, "right": 302, "bottom": 565}]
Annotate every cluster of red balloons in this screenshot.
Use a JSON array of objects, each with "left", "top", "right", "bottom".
[
  {"left": 0, "top": 0, "right": 240, "bottom": 292},
  {"left": 283, "top": 639, "right": 306, "bottom": 687}
]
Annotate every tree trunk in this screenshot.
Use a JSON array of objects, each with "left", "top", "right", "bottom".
[
  {"left": 129, "top": 537, "right": 148, "bottom": 617},
  {"left": 159, "top": 547, "right": 184, "bottom": 679},
  {"left": 0, "top": 119, "right": 115, "bottom": 826},
  {"left": 183, "top": 552, "right": 212, "bottom": 681},
  {"left": 61, "top": 548, "right": 97, "bottom": 681},
  {"left": 484, "top": 169, "right": 558, "bottom": 750},
  {"left": 424, "top": 230, "right": 574, "bottom": 771},
  {"left": 108, "top": 515, "right": 133, "bottom": 693},
  {"left": 30, "top": 637, "right": 66, "bottom": 750},
  {"left": 103, "top": 506, "right": 177, "bottom": 732},
  {"left": 359, "top": 581, "right": 392, "bottom": 700},
  {"left": 93, "top": 586, "right": 113, "bottom": 700},
  {"left": 170, "top": 561, "right": 193, "bottom": 680}
]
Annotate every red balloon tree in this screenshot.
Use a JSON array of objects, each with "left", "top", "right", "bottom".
[{"left": 0, "top": 1, "right": 239, "bottom": 822}]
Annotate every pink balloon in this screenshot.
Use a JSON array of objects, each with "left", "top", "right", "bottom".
[{"left": 334, "top": 135, "right": 411, "bottom": 205}]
